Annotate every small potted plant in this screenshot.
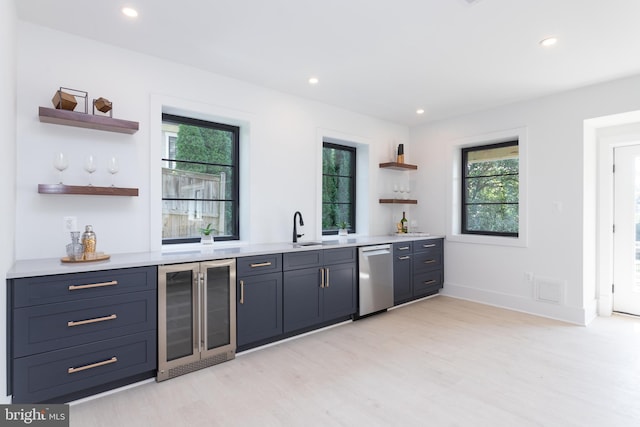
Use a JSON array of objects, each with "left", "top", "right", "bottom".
[
  {"left": 338, "top": 221, "right": 349, "bottom": 237},
  {"left": 199, "top": 223, "right": 215, "bottom": 245}
]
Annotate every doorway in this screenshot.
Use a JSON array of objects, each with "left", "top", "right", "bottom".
[{"left": 613, "top": 144, "right": 640, "bottom": 315}]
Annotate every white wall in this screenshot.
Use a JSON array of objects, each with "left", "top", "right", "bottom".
[
  {"left": 15, "top": 22, "right": 409, "bottom": 259},
  {"left": 1, "top": 0, "right": 17, "bottom": 404},
  {"left": 411, "top": 74, "right": 640, "bottom": 324}
]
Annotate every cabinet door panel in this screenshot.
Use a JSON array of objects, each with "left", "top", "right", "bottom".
[
  {"left": 283, "top": 268, "right": 322, "bottom": 333},
  {"left": 393, "top": 250, "right": 413, "bottom": 305},
  {"left": 237, "top": 272, "right": 283, "bottom": 347},
  {"left": 323, "top": 263, "right": 357, "bottom": 320}
]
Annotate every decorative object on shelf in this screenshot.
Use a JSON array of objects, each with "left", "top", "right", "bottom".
[
  {"left": 53, "top": 152, "right": 69, "bottom": 184},
  {"left": 107, "top": 156, "right": 119, "bottom": 186},
  {"left": 65, "top": 231, "right": 84, "bottom": 261},
  {"left": 199, "top": 223, "right": 215, "bottom": 245},
  {"left": 51, "top": 87, "right": 88, "bottom": 113},
  {"left": 38, "top": 184, "right": 139, "bottom": 196},
  {"left": 397, "top": 143, "right": 405, "bottom": 164},
  {"left": 81, "top": 225, "right": 97, "bottom": 259},
  {"left": 84, "top": 154, "right": 97, "bottom": 185},
  {"left": 93, "top": 97, "right": 113, "bottom": 117},
  {"left": 338, "top": 221, "right": 349, "bottom": 236}
]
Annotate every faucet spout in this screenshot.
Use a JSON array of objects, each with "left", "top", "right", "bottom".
[{"left": 293, "top": 211, "right": 304, "bottom": 243}]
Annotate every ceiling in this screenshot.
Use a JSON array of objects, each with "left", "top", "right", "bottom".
[{"left": 15, "top": 0, "right": 640, "bottom": 126}]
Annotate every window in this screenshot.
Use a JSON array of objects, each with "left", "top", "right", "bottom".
[
  {"left": 461, "top": 140, "right": 519, "bottom": 237},
  {"left": 161, "top": 114, "right": 239, "bottom": 243},
  {"left": 322, "top": 143, "right": 356, "bottom": 234}
]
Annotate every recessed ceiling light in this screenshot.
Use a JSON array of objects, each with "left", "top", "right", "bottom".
[
  {"left": 308, "top": 77, "right": 319, "bottom": 85},
  {"left": 539, "top": 37, "right": 558, "bottom": 47},
  {"left": 122, "top": 7, "right": 138, "bottom": 18},
  {"left": 416, "top": 109, "right": 425, "bottom": 115}
]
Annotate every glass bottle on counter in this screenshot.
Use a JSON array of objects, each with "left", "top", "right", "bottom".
[
  {"left": 400, "top": 212, "right": 408, "bottom": 233},
  {"left": 82, "top": 225, "right": 97, "bottom": 259}
]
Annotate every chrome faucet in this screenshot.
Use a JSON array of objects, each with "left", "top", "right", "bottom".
[{"left": 293, "top": 211, "right": 304, "bottom": 243}]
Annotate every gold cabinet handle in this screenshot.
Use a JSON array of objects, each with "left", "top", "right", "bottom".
[
  {"left": 398, "top": 256, "right": 410, "bottom": 260},
  {"left": 398, "top": 246, "right": 410, "bottom": 251},
  {"left": 423, "top": 244, "right": 436, "bottom": 248},
  {"left": 68, "top": 357, "right": 117, "bottom": 374},
  {"left": 326, "top": 268, "right": 330, "bottom": 288},
  {"left": 250, "top": 262, "right": 272, "bottom": 268},
  {"left": 68, "top": 314, "right": 117, "bottom": 327},
  {"left": 424, "top": 259, "right": 437, "bottom": 264},
  {"left": 424, "top": 279, "right": 437, "bottom": 285},
  {"left": 68, "top": 280, "right": 118, "bottom": 291},
  {"left": 240, "top": 280, "right": 245, "bottom": 304},
  {"left": 320, "top": 268, "right": 325, "bottom": 288}
]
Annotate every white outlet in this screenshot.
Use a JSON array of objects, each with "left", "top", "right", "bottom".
[
  {"left": 63, "top": 216, "right": 77, "bottom": 232},
  {"left": 525, "top": 272, "right": 534, "bottom": 282}
]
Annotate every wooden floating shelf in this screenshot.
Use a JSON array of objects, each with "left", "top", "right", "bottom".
[
  {"left": 379, "top": 162, "right": 418, "bottom": 171},
  {"left": 38, "top": 107, "right": 139, "bottom": 134},
  {"left": 38, "top": 184, "right": 139, "bottom": 197},
  {"left": 379, "top": 199, "right": 418, "bottom": 204}
]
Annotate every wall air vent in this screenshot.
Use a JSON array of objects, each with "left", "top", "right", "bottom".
[{"left": 534, "top": 277, "right": 565, "bottom": 305}]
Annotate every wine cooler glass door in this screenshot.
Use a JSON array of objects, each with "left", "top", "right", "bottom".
[
  {"left": 158, "top": 263, "right": 200, "bottom": 377},
  {"left": 202, "top": 260, "right": 236, "bottom": 356}
]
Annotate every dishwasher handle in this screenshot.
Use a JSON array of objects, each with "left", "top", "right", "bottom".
[{"left": 360, "top": 244, "right": 391, "bottom": 257}]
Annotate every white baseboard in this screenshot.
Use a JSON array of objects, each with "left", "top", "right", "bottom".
[{"left": 441, "top": 281, "right": 591, "bottom": 325}]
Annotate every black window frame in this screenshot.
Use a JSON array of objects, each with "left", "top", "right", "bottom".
[
  {"left": 461, "top": 140, "right": 519, "bottom": 237},
  {"left": 322, "top": 142, "right": 356, "bottom": 235},
  {"left": 161, "top": 113, "right": 240, "bottom": 244}
]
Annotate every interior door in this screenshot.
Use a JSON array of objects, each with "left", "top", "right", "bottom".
[{"left": 613, "top": 145, "right": 640, "bottom": 315}]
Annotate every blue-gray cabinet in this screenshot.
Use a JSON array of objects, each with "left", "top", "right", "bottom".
[
  {"left": 394, "top": 238, "right": 444, "bottom": 305},
  {"left": 236, "top": 254, "right": 283, "bottom": 350},
  {"left": 283, "top": 248, "right": 357, "bottom": 334},
  {"left": 8, "top": 266, "right": 157, "bottom": 403},
  {"left": 393, "top": 241, "right": 413, "bottom": 304}
]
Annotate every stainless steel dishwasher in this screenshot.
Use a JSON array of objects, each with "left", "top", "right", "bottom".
[{"left": 358, "top": 244, "right": 394, "bottom": 316}]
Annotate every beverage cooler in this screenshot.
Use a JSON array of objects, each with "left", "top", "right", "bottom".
[{"left": 157, "top": 259, "right": 236, "bottom": 381}]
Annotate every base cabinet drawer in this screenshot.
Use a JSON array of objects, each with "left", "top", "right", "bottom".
[
  {"left": 13, "top": 266, "right": 157, "bottom": 308},
  {"left": 12, "top": 331, "right": 156, "bottom": 403},
  {"left": 13, "top": 290, "right": 156, "bottom": 357},
  {"left": 413, "top": 270, "right": 443, "bottom": 297}
]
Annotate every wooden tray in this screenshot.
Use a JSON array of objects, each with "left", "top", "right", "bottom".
[{"left": 61, "top": 253, "right": 110, "bottom": 263}]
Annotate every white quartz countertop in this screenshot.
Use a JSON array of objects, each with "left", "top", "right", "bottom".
[{"left": 7, "top": 234, "right": 443, "bottom": 279}]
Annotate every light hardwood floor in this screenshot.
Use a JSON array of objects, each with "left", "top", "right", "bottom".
[{"left": 70, "top": 296, "right": 640, "bottom": 426}]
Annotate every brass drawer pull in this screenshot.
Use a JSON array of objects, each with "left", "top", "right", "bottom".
[
  {"left": 68, "top": 280, "right": 118, "bottom": 291},
  {"left": 423, "top": 244, "right": 436, "bottom": 248},
  {"left": 250, "top": 262, "right": 272, "bottom": 268},
  {"left": 68, "top": 357, "right": 117, "bottom": 374},
  {"left": 398, "top": 246, "right": 410, "bottom": 251},
  {"left": 398, "top": 256, "right": 410, "bottom": 260},
  {"left": 424, "top": 279, "right": 437, "bottom": 285},
  {"left": 240, "top": 280, "right": 245, "bottom": 304},
  {"left": 326, "top": 268, "right": 330, "bottom": 288},
  {"left": 68, "top": 314, "right": 117, "bottom": 327},
  {"left": 424, "top": 259, "right": 437, "bottom": 264},
  {"left": 320, "top": 268, "right": 325, "bottom": 288}
]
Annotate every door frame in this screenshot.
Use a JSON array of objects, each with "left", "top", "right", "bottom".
[{"left": 594, "top": 118, "right": 640, "bottom": 316}]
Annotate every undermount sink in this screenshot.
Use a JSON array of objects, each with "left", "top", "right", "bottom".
[{"left": 293, "top": 241, "right": 323, "bottom": 247}]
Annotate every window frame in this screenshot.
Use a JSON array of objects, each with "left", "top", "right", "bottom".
[
  {"left": 461, "top": 140, "right": 519, "bottom": 238},
  {"left": 322, "top": 142, "right": 356, "bottom": 235},
  {"left": 161, "top": 113, "right": 240, "bottom": 244}
]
